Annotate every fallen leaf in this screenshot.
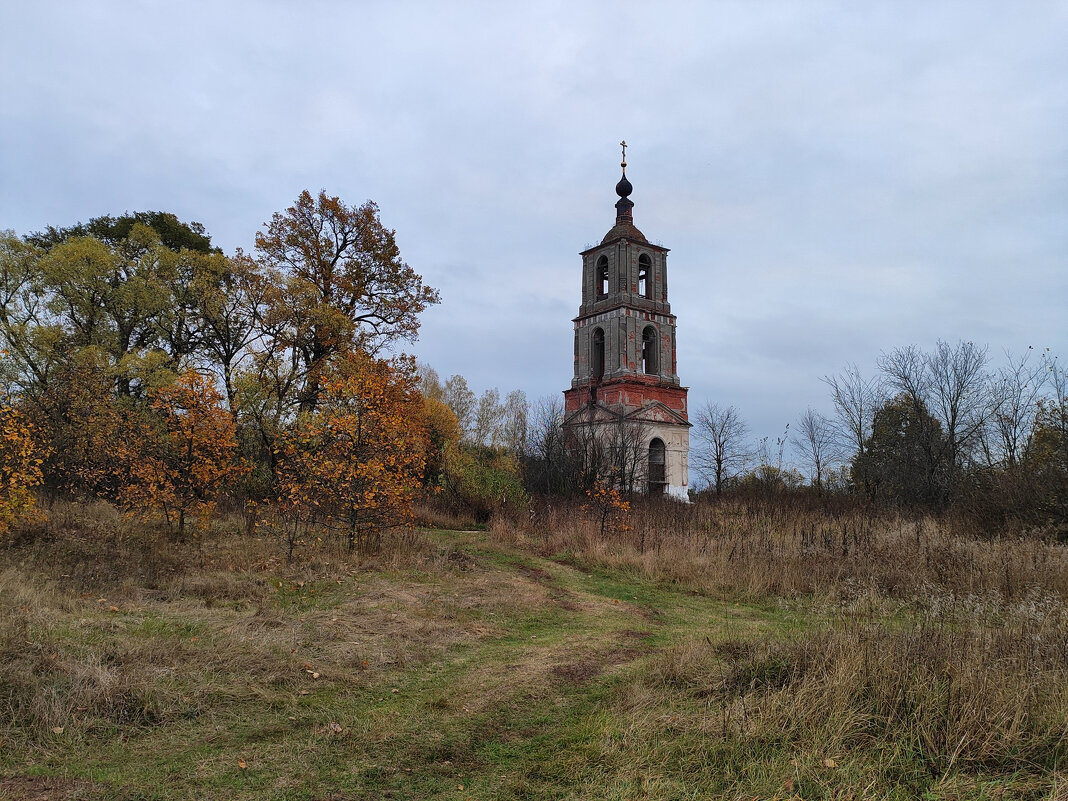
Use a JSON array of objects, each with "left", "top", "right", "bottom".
[
  {"left": 52, "top": 727, "right": 64, "bottom": 734},
  {"left": 238, "top": 758, "right": 247, "bottom": 770},
  {"left": 312, "top": 672, "right": 320, "bottom": 679},
  {"left": 823, "top": 757, "right": 837, "bottom": 768},
  {"left": 329, "top": 722, "right": 342, "bottom": 733},
  {"left": 298, "top": 690, "right": 309, "bottom": 696},
  {"left": 108, "top": 606, "right": 119, "bottom": 612}
]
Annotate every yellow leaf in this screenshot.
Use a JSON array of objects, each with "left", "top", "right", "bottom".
[
  {"left": 52, "top": 726, "right": 64, "bottom": 734},
  {"left": 823, "top": 757, "right": 837, "bottom": 768},
  {"left": 238, "top": 758, "right": 248, "bottom": 770}
]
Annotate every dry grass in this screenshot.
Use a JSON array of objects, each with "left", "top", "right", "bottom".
[
  {"left": 4, "top": 496, "right": 1068, "bottom": 798},
  {"left": 0, "top": 503, "right": 543, "bottom": 760},
  {"left": 506, "top": 495, "right": 1068, "bottom": 613},
  {"left": 643, "top": 621, "right": 1068, "bottom": 777},
  {"left": 493, "top": 494, "right": 1068, "bottom": 798}
]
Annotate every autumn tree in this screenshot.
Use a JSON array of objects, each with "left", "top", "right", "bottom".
[
  {"left": 275, "top": 351, "right": 428, "bottom": 555},
  {"left": 0, "top": 401, "right": 46, "bottom": 538},
  {"left": 118, "top": 370, "right": 242, "bottom": 537},
  {"left": 255, "top": 190, "right": 439, "bottom": 414},
  {"left": 420, "top": 394, "right": 462, "bottom": 488},
  {"left": 584, "top": 480, "right": 631, "bottom": 539}
]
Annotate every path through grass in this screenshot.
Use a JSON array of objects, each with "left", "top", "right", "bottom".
[{"left": 2, "top": 528, "right": 1064, "bottom": 800}]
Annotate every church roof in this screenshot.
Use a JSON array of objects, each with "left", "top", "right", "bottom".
[{"left": 600, "top": 220, "right": 648, "bottom": 245}]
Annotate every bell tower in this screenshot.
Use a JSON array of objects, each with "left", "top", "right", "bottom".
[{"left": 563, "top": 143, "right": 691, "bottom": 500}]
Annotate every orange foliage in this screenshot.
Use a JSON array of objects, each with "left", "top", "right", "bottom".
[
  {"left": 0, "top": 403, "right": 46, "bottom": 537},
  {"left": 275, "top": 350, "right": 427, "bottom": 555},
  {"left": 420, "top": 395, "right": 462, "bottom": 487},
  {"left": 584, "top": 480, "right": 631, "bottom": 538},
  {"left": 118, "top": 370, "right": 242, "bottom": 536}
]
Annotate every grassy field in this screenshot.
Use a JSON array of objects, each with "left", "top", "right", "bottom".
[{"left": 1, "top": 501, "right": 1067, "bottom": 800}]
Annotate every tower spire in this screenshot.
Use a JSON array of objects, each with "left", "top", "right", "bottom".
[{"left": 614, "top": 139, "right": 634, "bottom": 224}]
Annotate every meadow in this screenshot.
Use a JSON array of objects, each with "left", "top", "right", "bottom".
[{"left": 1, "top": 498, "right": 1066, "bottom": 800}]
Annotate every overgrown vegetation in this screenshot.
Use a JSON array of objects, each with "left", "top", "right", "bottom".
[{"left": 1, "top": 496, "right": 1066, "bottom": 799}]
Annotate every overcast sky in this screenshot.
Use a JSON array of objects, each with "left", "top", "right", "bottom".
[{"left": 2, "top": 1, "right": 1066, "bottom": 455}]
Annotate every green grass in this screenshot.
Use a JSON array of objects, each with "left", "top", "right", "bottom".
[{"left": 1, "top": 524, "right": 1066, "bottom": 800}]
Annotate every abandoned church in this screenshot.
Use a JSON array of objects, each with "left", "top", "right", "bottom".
[{"left": 562, "top": 146, "right": 691, "bottom": 501}]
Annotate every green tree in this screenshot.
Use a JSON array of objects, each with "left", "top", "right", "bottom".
[
  {"left": 26, "top": 211, "right": 216, "bottom": 254},
  {"left": 853, "top": 394, "right": 950, "bottom": 506}
]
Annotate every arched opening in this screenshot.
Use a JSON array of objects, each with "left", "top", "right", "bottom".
[
  {"left": 648, "top": 438, "right": 666, "bottom": 493},
  {"left": 638, "top": 254, "right": 651, "bottom": 299},
  {"left": 591, "top": 327, "right": 605, "bottom": 381},
  {"left": 642, "top": 326, "right": 658, "bottom": 375},
  {"left": 596, "top": 256, "right": 609, "bottom": 298}
]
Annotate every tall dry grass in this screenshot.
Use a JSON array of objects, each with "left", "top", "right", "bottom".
[
  {"left": 641, "top": 622, "right": 1068, "bottom": 788},
  {"left": 502, "top": 494, "right": 1068, "bottom": 792},
  {"left": 504, "top": 494, "right": 1068, "bottom": 614}
]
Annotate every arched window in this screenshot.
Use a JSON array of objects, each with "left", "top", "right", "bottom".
[
  {"left": 648, "top": 438, "right": 666, "bottom": 493},
  {"left": 591, "top": 327, "right": 605, "bottom": 381},
  {"left": 596, "top": 256, "right": 609, "bottom": 297},
  {"left": 642, "top": 326, "right": 658, "bottom": 375},
  {"left": 638, "top": 254, "right": 651, "bottom": 299}
]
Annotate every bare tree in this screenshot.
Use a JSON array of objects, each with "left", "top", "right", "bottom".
[
  {"left": 792, "top": 407, "right": 839, "bottom": 493},
  {"left": 473, "top": 387, "right": 505, "bottom": 447},
  {"left": 416, "top": 362, "right": 444, "bottom": 401},
  {"left": 983, "top": 349, "right": 1044, "bottom": 467},
  {"left": 693, "top": 402, "right": 751, "bottom": 494},
  {"left": 501, "top": 389, "right": 529, "bottom": 454},
  {"left": 442, "top": 374, "right": 476, "bottom": 437},
  {"left": 926, "top": 339, "right": 991, "bottom": 469},
  {"left": 1040, "top": 351, "right": 1068, "bottom": 472},
  {"left": 821, "top": 363, "right": 883, "bottom": 461},
  {"left": 878, "top": 340, "right": 991, "bottom": 502},
  {"left": 605, "top": 414, "right": 651, "bottom": 495}
]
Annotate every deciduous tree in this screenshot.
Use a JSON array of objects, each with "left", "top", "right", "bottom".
[
  {"left": 792, "top": 407, "right": 839, "bottom": 494},
  {"left": 255, "top": 190, "right": 439, "bottom": 414},
  {"left": 275, "top": 350, "right": 427, "bottom": 555},
  {"left": 693, "top": 402, "right": 751, "bottom": 494},
  {"left": 119, "top": 370, "right": 242, "bottom": 537},
  {"left": 0, "top": 401, "right": 46, "bottom": 537}
]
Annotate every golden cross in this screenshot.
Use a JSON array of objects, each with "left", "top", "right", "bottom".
[{"left": 620, "top": 140, "right": 627, "bottom": 169}]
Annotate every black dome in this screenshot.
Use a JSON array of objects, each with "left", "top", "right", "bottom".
[{"left": 615, "top": 173, "right": 633, "bottom": 198}]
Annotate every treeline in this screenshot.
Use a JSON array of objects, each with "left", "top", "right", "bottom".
[
  {"left": 2, "top": 196, "right": 1065, "bottom": 548},
  {"left": 693, "top": 342, "right": 1068, "bottom": 533},
  {"left": 0, "top": 193, "right": 448, "bottom": 553}
]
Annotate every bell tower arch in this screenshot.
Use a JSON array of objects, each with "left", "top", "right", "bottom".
[{"left": 563, "top": 144, "right": 691, "bottom": 500}]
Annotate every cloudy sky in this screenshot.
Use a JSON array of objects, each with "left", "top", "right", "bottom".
[{"left": 3, "top": 1, "right": 1066, "bottom": 452}]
